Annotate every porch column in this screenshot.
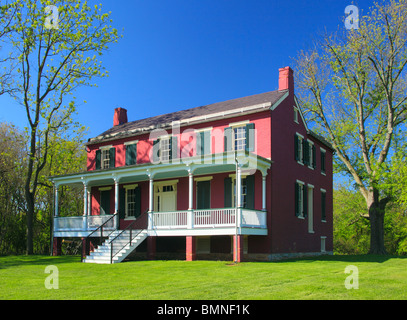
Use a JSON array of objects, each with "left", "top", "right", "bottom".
[
  {"left": 262, "top": 173, "right": 267, "bottom": 212},
  {"left": 83, "top": 183, "right": 88, "bottom": 216},
  {"left": 236, "top": 165, "right": 242, "bottom": 208},
  {"left": 87, "top": 189, "right": 91, "bottom": 216},
  {"left": 188, "top": 171, "right": 193, "bottom": 210},
  {"left": 114, "top": 177, "right": 120, "bottom": 230},
  {"left": 148, "top": 172, "right": 154, "bottom": 230},
  {"left": 54, "top": 184, "right": 59, "bottom": 217},
  {"left": 187, "top": 168, "right": 194, "bottom": 229},
  {"left": 82, "top": 182, "right": 88, "bottom": 231},
  {"left": 114, "top": 178, "right": 119, "bottom": 215},
  {"left": 236, "top": 165, "right": 242, "bottom": 231},
  {"left": 186, "top": 236, "right": 196, "bottom": 261}
]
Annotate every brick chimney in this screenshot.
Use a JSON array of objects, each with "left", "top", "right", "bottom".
[
  {"left": 278, "top": 66, "right": 294, "bottom": 92},
  {"left": 113, "top": 107, "right": 128, "bottom": 126}
]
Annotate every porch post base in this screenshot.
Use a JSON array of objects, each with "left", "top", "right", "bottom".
[
  {"left": 186, "top": 236, "right": 196, "bottom": 261},
  {"left": 52, "top": 237, "right": 62, "bottom": 256},
  {"left": 233, "top": 235, "right": 243, "bottom": 263},
  {"left": 81, "top": 237, "right": 94, "bottom": 257},
  {"left": 147, "top": 236, "right": 156, "bottom": 260}
]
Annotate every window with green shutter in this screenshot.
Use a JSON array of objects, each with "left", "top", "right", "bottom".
[
  {"left": 321, "top": 149, "right": 326, "bottom": 174},
  {"left": 197, "top": 130, "right": 211, "bottom": 156},
  {"left": 295, "top": 181, "right": 307, "bottom": 218},
  {"left": 96, "top": 147, "right": 115, "bottom": 169},
  {"left": 224, "top": 123, "right": 255, "bottom": 152},
  {"left": 125, "top": 143, "right": 137, "bottom": 166},
  {"left": 245, "top": 123, "right": 255, "bottom": 152},
  {"left": 321, "top": 191, "right": 326, "bottom": 221},
  {"left": 109, "top": 147, "right": 115, "bottom": 168},
  {"left": 95, "top": 149, "right": 101, "bottom": 170},
  {"left": 224, "top": 177, "right": 232, "bottom": 207}
]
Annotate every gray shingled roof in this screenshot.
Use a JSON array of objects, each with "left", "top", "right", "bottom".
[{"left": 87, "top": 90, "right": 288, "bottom": 144}]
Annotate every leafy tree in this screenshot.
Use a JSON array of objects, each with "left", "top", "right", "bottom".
[
  {"left": 295, "top": 0, "right": 407, "bottom": 254},
  {"left": 0, "top": 1, "right": 19, "bottom": 96},
  {"left": 0, "top": 123, "right": 27, "bottom": 254},
  {"left": 3, "top": 0, "right": 120, "bottom": 254}
]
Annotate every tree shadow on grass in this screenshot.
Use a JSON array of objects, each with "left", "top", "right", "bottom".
[{"left": 0, "top": 255, "right": 81, "bottom": 270}]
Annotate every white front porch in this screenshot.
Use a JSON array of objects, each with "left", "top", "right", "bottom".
[
  {"left": 50, "top": 151, "right": 271, "bottom": 238},
  {"left": 53, "top": 207, "right": 267, "bottom": 237}
]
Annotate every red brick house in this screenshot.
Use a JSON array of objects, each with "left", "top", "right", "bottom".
[{"left": 50, "top": 66, "right": 333, "bottom": 263}]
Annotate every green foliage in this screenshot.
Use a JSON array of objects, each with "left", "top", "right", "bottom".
[
  {"left": 0, "top": 0, "right": 120, "bottom": 254},
  {"left": 295, "top": 0, "right": 407, "bottom": 254},
  {"left": 334, "top": 185, "right": 407, "bottom": 255}
]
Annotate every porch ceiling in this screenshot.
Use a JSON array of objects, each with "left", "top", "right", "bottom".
[{"left": 49, "top": 151, "right": 272, "bottom": 187}]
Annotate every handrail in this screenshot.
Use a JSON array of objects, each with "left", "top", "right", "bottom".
[
  {"left": 81, "top": 214, "right": 117, "bottom": 262},
  {"left": 110, "top": 210, "right": 148, "bottom": 264}
]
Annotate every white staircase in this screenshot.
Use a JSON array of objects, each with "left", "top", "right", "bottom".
[{"left": 83, "top": 229, "right": 148, "bottom": 264}]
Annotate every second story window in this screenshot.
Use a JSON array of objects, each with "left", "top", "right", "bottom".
[
  {"left": 152, "top": 136, "right": 178, "bottom": 163},
  {"left": 321, "top": 148, "right": 326, "bottom": 175},
  {"left": 102, "top": 149, "right": 110, "bottom": 169},
  {"left": 160, "top": 138, "right": 171, "bottom": 162},
  {"left": 294, "top": 133, "right": 304, "bottom": 164},
  {"left": 224, "top": 122, "right": 255, "bottom": 153},
  {"left": 234, "top": 126, "right": 246, "bottom": 151},
  {"left": 95, "top": 146, "right": 115, "bottom": 170}
]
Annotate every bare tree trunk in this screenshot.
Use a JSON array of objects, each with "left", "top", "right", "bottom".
[
  {"left": 367, "top": 189, "right": 388, "bottom": 255},
  {"left": 25, "top": 192, "right": 34, "bottom": 255}
]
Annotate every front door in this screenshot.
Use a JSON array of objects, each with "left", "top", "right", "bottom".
[
  {"left": 197, "top": 180, "right": 211, "bottom": 209},
  {"left": 100, "top": 190, "right": 110, "bottom": 215},
  {"left": 156, "top": 184, "right": 177, "bottom": 212}
]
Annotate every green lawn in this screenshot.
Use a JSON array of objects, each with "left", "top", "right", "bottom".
[{"left": 0, "top": 255, "right": 406, "bottom": 300}]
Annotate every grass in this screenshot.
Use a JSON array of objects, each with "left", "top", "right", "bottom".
[{"left": 0, "top": 255, "right": 406, "bottom": 300}]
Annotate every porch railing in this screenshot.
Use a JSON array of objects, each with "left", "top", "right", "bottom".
[
  {"left": 54, "top": 209, "right": 266, "bottom": 232},
  {"left": 152, "top": 208, "right": 266, "bottom": 229},
  {"left": 54, "top": 214, "right": 117, "bottom": 232}
]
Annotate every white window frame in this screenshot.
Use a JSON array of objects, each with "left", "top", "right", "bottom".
[
  {"left": 124, "top": 184, "right": 138, "bottom": 219},
  {"left": 229, "top": 121, "right": 249, "bottom": 152},
  {"left": 294, "top": 106, "right": 299, "bottom": 123},
  {"left": 321, "top": 188, "right": 327, "bottom": 222},
  {"left": 100, "top": 145, "right": 112, "bottom": 169},
  {"left": 321, "top": 236, "right": 327, "bottom": 253},
  {"left": 160, "top": 137, "right": 171, "bottom": 162},
  {"left": 229, "top": 173, "right": 250, "bottom": 208},
  {"left": 308, "top": 140, "right": 314, "bottom": 170},
  {"left": 296, "top": 133, "right": 304, "bottom": 165},
  {"left": 296, "top": 180, "right": 305, "bottom": 219},
  {"left": 320, "top": 148, "right": 327, "bottom": 176}
]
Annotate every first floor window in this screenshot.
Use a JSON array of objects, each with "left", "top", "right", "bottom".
[
  {"left": 321, "top": 190, "right": 326, "bottom": 221},
  {"left": 224, "top": 175, "right": 255, "bottom": 209},
  {"left": 125, "top": 185, "right": 141, "bottom": 218},
  {"left": 295, "top": 181, "right": 308, "bottom": 218}
]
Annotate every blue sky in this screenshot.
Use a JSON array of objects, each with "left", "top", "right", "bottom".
[{"left": 0, "top": 0, "right": 371, "bottom": 140}]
